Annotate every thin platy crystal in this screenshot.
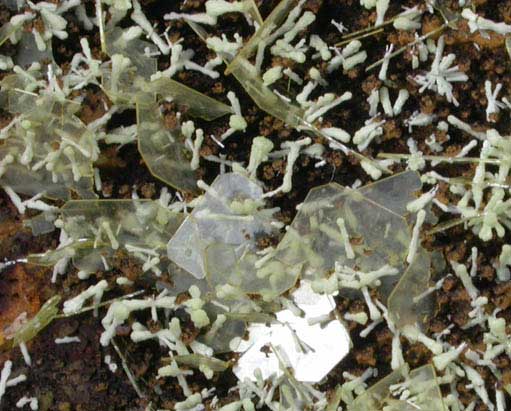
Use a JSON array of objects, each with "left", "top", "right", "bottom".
[
  {"left": 3, "top": 295, "right": 62, "bottom": 349},
  {"left": 388, "top": 247, "right": 433, "bottom": 329},
  {"left": 274, "top": 171, "right": 420, "bottom": 300},
  {"left": 137, "top": 100, "right": 199, "bottom": 193},
  {"left": 29, "top": 200, "right": 183, "bottom": 277},
  {"left": 233, "top": 281, "right": 351, "bottom": 382},
  {"left": 0, "top": 74, "right": 95, "bottom": 199},
  {"left": 167, "top": 172, "right": 277, "bottom": 279},
  {"left": 350, "top": 364, "right": 446, "bottom": 411}
]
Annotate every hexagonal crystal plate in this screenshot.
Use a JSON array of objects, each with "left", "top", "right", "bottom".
[
  {"left": 233, "top": 281, "right": 351, "bottom": 383},
  {"left": 167, "top": 172, "right": 273, "bottom": 279}
]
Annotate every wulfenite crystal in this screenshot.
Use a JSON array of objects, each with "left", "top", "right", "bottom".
[
  {"left": 29, "top": 200, "right": 183, "bottom": 278},
  {"left": 275, "top": 171, "right": 420, "bottom": 300},
  {"left": 167, "top": 172, "right": 278, "bottom": 279},
  {"left": 233, "top": 281, "right": 351, "bottom": 383},
  {"left": 350, "top": 364, "right": 446, "bottom": 411}
]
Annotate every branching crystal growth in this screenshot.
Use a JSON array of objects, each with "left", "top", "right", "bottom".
[
  {"left": 461, "top": 188, "right": 511, "bottom": 241},
  {"left": 414, "top": 36, "right": 468, "bottom": 106},
  {"left": 154, "top": 41, "right": 221, "bottom": 80},
  {"left": 27, "top": 0, "right": 79, "bottom": 51},
  {"left": 462, "top": 8, "right": 511, "bottom": 36}
]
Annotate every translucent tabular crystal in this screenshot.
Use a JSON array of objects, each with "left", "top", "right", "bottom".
[
  {"left": 0, "top": 74, "right": 95, "bottom": 199},
  {"left": 29, "top": 200, "right": 183, "bottom": 277},
  {"left": 137, "top": 100, "right": 199, "bottom": 193},
  {"left": 143, "top": 77, "right": 233, "bottom": 121},
  {"left": 205, "top": 242, "right": 301, "bottom": 300},
  {"left": 275, "top": 171, "right": 419, "bottom": 300},
  {"left": 388, "top": 246, "right": 434, "bottom": 329},
  {"left": 167, "top": 172, "right": 277, "bottom": 279},
  {"left": 106, "top": 27, "right": 158, "bottom": 79},
  {"left": 3, "top": 295, "right": 61, "bottom": 350},
  {"left": 350, "top": 364, "right": 446, "bottom": 411},
  {"left": 136, "top": 78, "right": 232, "bottom": 193},
  {"left": 233, "top": 281, "right": 351, "bottom": 383}
]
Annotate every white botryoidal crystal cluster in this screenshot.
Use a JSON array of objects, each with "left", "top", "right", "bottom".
[
  {"left": 270, "top": 5, "right": 316, "bottom": 63},
  {"left": 262, "top": 65, "right": 283, "bottom": 86},
  {"left": 15, "top": 396, "right": 38, "bottom": 410},
  {"left": 26, "top": 0, "right": 80, "bottom": 51},
  {"left": 130, "top": 0, "right": 169, "bottom": 54},
  {"left": 205, "top": 0, "right": 251, "bottom": 19},
  {"left": 370, "top": 87, "right": 409, "bottom": 117},
  {"left": 333, "top": 264, "right": 398, "bottom": 321},
  {"left": 378, "top": 44, "right": 394, "bottom": 81},
  {"left": 407, "top": 185, "right": 438, "bottom": 213},
  {"left": 165, "top": 0, "right": 257, "bottom": 27},
  {"left": 405, "top": 111, "right": 435, "bottom": 133},
  {"left": 483, "top": 314, "right": 511, "bottom": 362},
  {"left": 495, "top": 244, "right": 511, "bottom": 282},
  {"left": 327, "top": 40, "right": 367, "bottom": 73},
  {"left": 309, "top": 34, "right": 332, "bottom": 61},
  {"left": 447, "top": 115, "right": 487, "bottom": 140},
  {"left": 405, "top": 138, "right": 426, "bottom": 172},
  {"left": 432, "top": 342, "right": 467, "bottom": 371},
  {"left": 101, "top": 293, "right": 177, "bottom": 346},
  {"left": 206, "top": 33, "right": 243, "bottom": 60},
  {"left": 189, "top": 128, "right": 204, "bottom": 171},
  {"left": 462, "top": 188, "right": 511, "bottom": 241},
  {"left": 66, "top": 38, "right": 103, "bottom": 90},
  {"left": 246, "top": 136, "right": 274, "bottom": 179},
  {"left": 103, "top": 0, "right": 132, "bottom": 12},
  {"left": 414, "top": 35, "right": 468, "bottom": 106},
  {"left": 0, "top": 55, "right": 14, "bottom": 70},
  {"left": 183, "top": 285, "right": 210, "bottom": 328},
  {"left": 484, "top": 80, "right": 505, "bottom": 122},
  {"left": 393, "top": 6, "right": 422, "bottom": 31},
  {"left": 359, "top": 0, "right": 390, "bottom": 27},
  {"left": 303, "top": 92, "right": 352, "bottom": 124},
  {"left": 2, "top": 11, "right": 36, "bottom": 46},
  {"left": 153, "top": 41, "right": 221, "bottom": 80},
  {"left": 352, "top": 118, "right": 385, "bottom": 151},
  {"left": 407, "top": 209, "right": 426, "bottom": 264},
  {"left": 220, "top": 91, "right": 248, "bottom": 140},
  {"left": 462, "top": 8, "right": 511, "bottom": 36},
  {"left": 63, "top": 280, "right": 108, "bottom": 315},
  {"left": 0, "top": 361, "right": 27, "bottom": 404},
  {"left": 263, "top": 137, "right": 312, "bottom": 197},
  {"left": 442, "top": 127, "right": 511, "bottom": 241}
]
